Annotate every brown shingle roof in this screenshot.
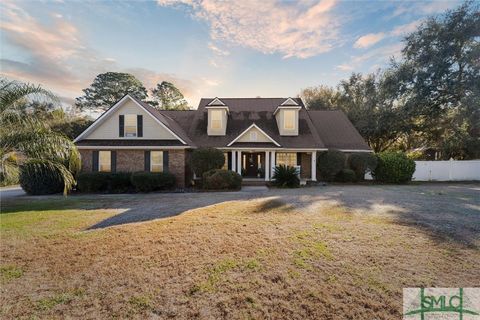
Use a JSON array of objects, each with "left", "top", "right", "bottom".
[
  {"left": 75, "top": 95, "right": 370, "bottom": 151},
  {"left": 76, "top": 139, "right": 185, "bottom": 147},
  {"left": 178, "top": 98, "right": 325, "bottom": 149},
  {"left": 308, "top": 110, "right": 370, "bottom": 150}
]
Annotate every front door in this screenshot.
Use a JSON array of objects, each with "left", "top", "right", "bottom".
[{"left": 242, "top": 152, "right": 264, "bottom": 177}]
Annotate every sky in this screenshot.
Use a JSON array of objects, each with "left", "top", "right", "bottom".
[{"left": 0, "top": 0, "right": 462, "bottom": 108}]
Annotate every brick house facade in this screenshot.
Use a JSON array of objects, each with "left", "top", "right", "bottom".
[{"left": 74, "top": 94, "right": 371, "bottom": 186}]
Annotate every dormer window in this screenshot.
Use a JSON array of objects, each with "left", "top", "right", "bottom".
[
  {"left": 284, "top": 110, "right": 295, "bottom": 130},
  {"left": 274, "top": 98, "right": 301, "bottom": 136},
  {"left": 206, "top": 98, "right": 229, "bottom": 136},
  {"left": 211, "top": 110, "right": 222, "bottom": 129},
  {"left": 125, "top": 114, "right": 137, "bottom": 137}
]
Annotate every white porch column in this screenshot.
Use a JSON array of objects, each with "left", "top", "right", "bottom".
[
  {"left": 265, "top": 151, "right": 270, "bottom": 181},
  {"left": 271, "top": 151, "right": 276, "bottom": 177},
  {"left": 236, "top": 151, "right": 242, "bottom": 175},
  {"left": 231, "top": 151, "right": 236, "bottom": 172},
  {"left": 311, "top": 151, "right": 317, "bottom": 181}
]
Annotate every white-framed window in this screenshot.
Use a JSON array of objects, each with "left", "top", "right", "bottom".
[
  {"left": 276, "top": 152, "right": 297, "bottom": 167},
  {"left": 250, "top": 131, "right": 257, "bottom": 141},
  {"left": 99, "top": 151, "right": 111, "bottom": 172},
  {"left": 150, "top": 151, "right": 164, "bottom": 172},
  {"left": 284, "top": 110, "right": 295, "bottom": 130},
  {"left": 125, "top": 114, "right": 137, "bottom": 137},
  {"left": 211, "top": 110, "right": 222, "bottom": 129}
]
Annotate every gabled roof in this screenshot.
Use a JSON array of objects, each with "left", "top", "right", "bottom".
[
  {"left": 170, "top": 97, "right": 325, "bottom": 149},
  {"left": 207, "top": 97, "right": 226, "bottom": 106},
  {"left": 74, "top": 94, "right": 192, "bottom": 146},
  {"left": 280, "top": 97, "right": 299, "bottom": 106},
  {"left": 75, "top": 96, "right": 371, "bottom": 151},
  {"left": 227, "top": 123, "right": 280, "bottom": 147},
  {"left": 129, "top": 96, "right": 195, "bottom": 146}
]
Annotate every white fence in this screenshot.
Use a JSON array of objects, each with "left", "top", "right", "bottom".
[
  {"left": 365, "top": 160, "right": 480, "bottom": 181},
  {"left": 412, "top": 160, "right": 480, "bottom": 181}
]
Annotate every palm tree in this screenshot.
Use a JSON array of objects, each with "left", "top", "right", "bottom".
[{"left": 0, "top": 78, "right": 80, "bottom": 194}]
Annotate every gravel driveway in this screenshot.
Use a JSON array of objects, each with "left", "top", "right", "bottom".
[{"left": 4, "top": 183, "right": 479, "bottom": 247}]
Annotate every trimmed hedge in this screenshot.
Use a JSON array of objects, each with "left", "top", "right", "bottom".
[
  {"left": 317, "top": 150, "right": 346, "bottom": 181},
  {"left": 335, "top": 169, "right": 357, "bottom": 182},
  {"left": 372, "top": 152, "right": 416, "bottom": 183},
  {"left": 348, "top": 153, "right": 377, "bottom": 181},
  {"left": 272, "top": 165, "right": 300, "bottom": 188},
  {"left": 202, "top": 169, "right": 242, "bottom": 190},
  {"left": 131, "top": 171, "right": 176, "bottom": 192},
  {"left": 190, "top": 148, "right": 225, "bottom": 176},
  {"left": 19, "top": 161, "right": 64, "bottom": 195},
  {"left": 76, "top": 172, "right": 132, "bottom": 193}
]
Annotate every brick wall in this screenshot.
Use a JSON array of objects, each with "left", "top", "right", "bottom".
[
  {"left": 168, "top": 150, "right": 186, "bottom": 188},
  {"left": 78, "top": 149, "right": 186, "bottom": 188}
]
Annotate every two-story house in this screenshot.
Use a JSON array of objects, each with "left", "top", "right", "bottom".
[{"left": 74, "top": 94, "right": 371, "bottom": 187}]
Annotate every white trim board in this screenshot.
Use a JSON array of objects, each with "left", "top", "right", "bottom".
[
  {"left": 207, "top": 97, "right": 226, "bottom": 106},
  {"left": 227, "top": 123, "right": 281, "bottom": 147},
  {"left": 280, "top": 97, "right": 299, "bottom": 106},
  {"left": 273, "top": 105, "right": 301, "bottom": 115},
  {"left": 73, "top": 95, "right": 187, "bottom": 145},
  {"left": 222, "top": 147, "right": 327, "bottom": 151},
  {"left": 77, "top": 146, "right": 190, "bottom": 150}
]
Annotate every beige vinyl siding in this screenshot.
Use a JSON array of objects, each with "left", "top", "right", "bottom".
[
  {"left": 236, "top": 126, "right": 272, "bottom": 143},
  {"left": 86, "top": 99, "right": 178, "bottom": 140}
]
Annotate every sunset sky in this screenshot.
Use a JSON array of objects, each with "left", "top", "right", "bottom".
[{"left": 0, "top": 0, "right": 461, "bottom": 107}]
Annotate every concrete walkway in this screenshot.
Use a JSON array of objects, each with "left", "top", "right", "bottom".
[{"left": 0, "top": 186, "right": 25, "bottom": 200}]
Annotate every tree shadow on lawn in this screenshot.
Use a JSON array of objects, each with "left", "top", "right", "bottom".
[
  {"left": 277, "top": 184, "right": 480, "bottom": 249},
  {"left": 2, "top": 184, "right": 478, "bottom": 249}
]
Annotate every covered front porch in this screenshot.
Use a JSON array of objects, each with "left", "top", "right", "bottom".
[{"left": 223, "top": 149, "right": 317, "bottom": 182}]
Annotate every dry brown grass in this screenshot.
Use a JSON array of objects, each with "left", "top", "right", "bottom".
[{"left": 1, "top": 197, "right": 479, "bottom": 319}]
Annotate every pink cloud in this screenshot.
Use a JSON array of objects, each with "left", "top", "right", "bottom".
[
  {"left": 158, "top": 0, "right": 342, "bottom": 59},
  {"left": 354, "top": 33, "right": 385, "bottom": 49},
  {"left": 0, "top": 1, "right": 206, "bottom": 107}
]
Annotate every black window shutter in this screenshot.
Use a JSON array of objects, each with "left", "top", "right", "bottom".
[
  {"left": 119, "top": 115, "right": 125, "bottom": 137},
  {"left": 297, "top": 152, "right": 302, "bottom": 166},
  {"left": 227, "top": 152, "right": 232, "bottom": 170},
  {"left": 163, "top": 151, "right": 169, "bottom": 172},
  {"left": 111, "top": 151, "right": 116, "bottom": 173},
  {"left": 144, "top": 151, "right": 151, "bottom": 172},
  {"left": 92, "top": 151, "right": 99, "bottom": 172},
  {"left": 137, "top": 115, "right": 143, "bottom": 137}
]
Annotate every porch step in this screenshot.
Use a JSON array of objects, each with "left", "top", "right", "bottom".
[{"left": 241, "top": 179, "right": 267, "bottom": 186}]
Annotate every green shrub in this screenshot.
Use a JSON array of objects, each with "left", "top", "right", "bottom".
[
  {"left": 0, "top": 154, "right": 19, "bottom": 187},
  {"left": 19, "top": 160, "right": 65, "bottom": 195},
  {"left": 108, "top": 173, "right": 132, "bottom": 193},
  {"left": 335, "top": 169, "right": 357, "bottom": 182},
  {"left": 317, "top": 150, "right": 346, "bottom": 181},
  {"left": 77, "top": 172, "right": 110, "bottom": 192},
  {"left": 131, "top": 171, "right": 176, "bottom": 192},
  {"left": 372, "top": 152, "right": 416, "bottom": 183},
  {"left": 272, "top": 165, "right": 300, "bottom": 188},
  {"left": 76, "top": 172, "right": 133, "bottom": 193},
  {"left": 202, "top": 169, "right": 242, "bottom": 190},
  {"left": 348, "top": 153, "right": 377, "bottom": 181},
  {"left": 190, "top": 148, "right": 225, "bottom": 176}
]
